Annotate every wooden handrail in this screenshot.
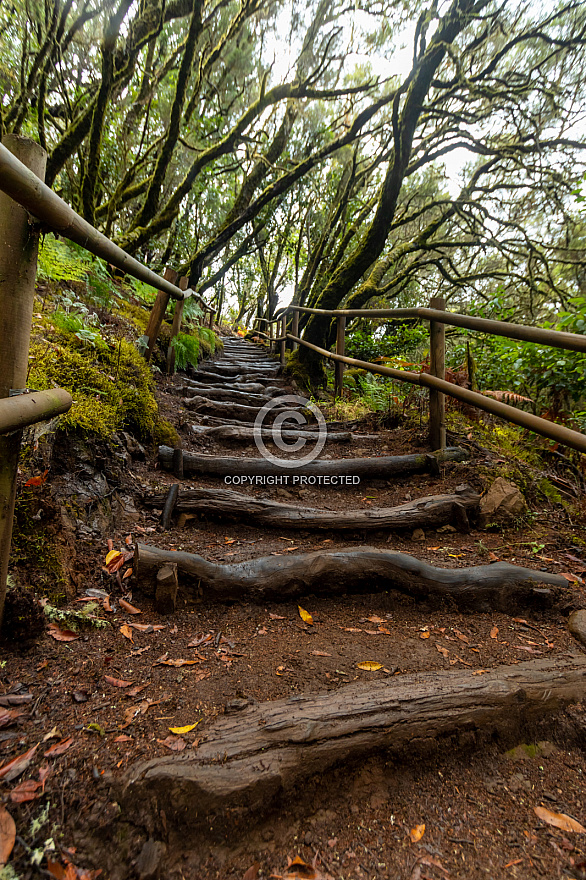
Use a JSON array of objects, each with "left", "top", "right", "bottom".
[
  {"left": 0, "top": 142, "right": 215, "bottom": 314},
  {"left": 0, "top": 389, "right": 72, "bottom": 435},
  {"left": 287, "top": 334, "right": 586, "bottom": 455}
]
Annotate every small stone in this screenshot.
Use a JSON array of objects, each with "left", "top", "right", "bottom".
[
  {"left": 411, "top": 528, "right": 425, "bottom": 542},
  {"left": 350, "top": 804, "right": 360, "bottom": 815},
  {"left": 479, "top": 477, "right": 527, "bottom": 526},
  {"left": 437, "top": 524, "right": 456, "bottom": 534},
  {"left": 275, "top": 488, "right": 294, "bottom": 500},
  {"left": 568, "top": 609, "right": 586, "bottom": 647},
  {"left": 304, "top": 831, "right": 313, "bottom": 845},
  {"left": 135, "top": 840, "right": 166, "bottom": 880}
]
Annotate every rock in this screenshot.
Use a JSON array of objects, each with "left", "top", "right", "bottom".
[
  {"left": 275, "top": 488, "right": 294, "bottom": 500},
  {"left": 135, "top": 839, "right": 166, "bottom": 880},
  {"left": 479, "top": 477, "right": 527, "bottom": 526},
  {"left": 437, "top": 524, "right": 456, "bottom": 534},
  {"left": 411, "top": 528, "right": 425, "bottom": 542},
  {"left": 120, "top": 432, "right": 146, "bottom": 460},
  {"left": 568, "top": 609, "right": 586, "bottom": 647}
]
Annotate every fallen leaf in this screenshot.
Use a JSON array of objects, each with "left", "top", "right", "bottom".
[
  {"left": 243, "top": 862, "right": 260, "bottom": 880},
  {"left": 125, "top": 684, "right": 149, "bottom": 698},
  {"left": 269, "top": 613, "right": 286, "bottom": 620},
  {"left": 436, "top": 644, "right": 449, "bottom": 658},
  {"left": 420, "top": 632, "right": 430, "bottom": 639},
  {"left": 119, "top": 599, "right": 141, "bottom": 615},
  {"left": 157, "top": 736, "right": 187, "bottom": 752},
  {"left": 281, "top": 855, "right": 318, "bottom": 879},
  {"left": 105, "top": 549, "right": 120, "bottom": 565},
  {"left": 0, "top": 744, "right": 38, "bottom": 782},
  {"left": 490, "top": 626, "right": 499, "bottom": 639},
  {"left": 534, "top": 806, "right": 585, "bottom": 833},
  {"left": 43, "top": 726, "right": 61, "bottom": 742},
  {"left": 410, "top": 824, "right": 425, "bottom": 843},
  {"left": 44, "top": 737, "right": 74, "bottom": 758},
  {"left": 156, "top": 659, "right": 199, "bottom": 667},
  {"left": 37, "top": 659, "right": 49, "bottom": 671},
  {"left": 169, "top": 723, "right": 200, "bottom": 734},
  {"left": 187, "top": 633, "right": 213, "bottom": 647},
  {"left": 276, "top": 666, "right": 286, "bottom": 675},
  {"left": 298, "top": 606, "right": 313, "bottom": 625},
  {"left": 453, "top": 629, "right": 469, "bottom": 643},
  {"left": 283, "top": 546, "right": 299, "bottom": 552},
  {"left": 560, "top": 571, "right": 582, "bottom": 584},
  {"left": 9, "top": 778, "right": 44, "bottom": 803},
  {"left": 0, "top": 804, "right": 16, "bottom": 866},
  {"left": 310, "top": 651, "right": 331, "bottom": 657},
  {"left": 119, "top": 624, "right": 134, "bottom": 642},
  {"left": 504, "top": 859, "right": 523, "bottom": 868},
  {"left": 129, "top": 623, "right": 165, "bottom": 633},
  {"left": 0, "top": 708, "right": 26, "bottom": 729},
  {"left": 113, "top": 735, "right": 133, "bottom": 743},
  {"left": 357, "top": 661, "right": 383, "bottom": 671},
  {"left": 122, "top": 568, "right": 133, "bottom": 580},
  {"left": 48, "top": 622, "right": 79, "bottom": 642},
  {"left": 24, "top": 469, "right": 49, "bottom": 488},
  {"left": 472, "top": 669, "right": 488, "bottom": 675},
  {"left": 104, "top": 676, "right": 133, "bottom": 688},
  {"left": 367, "top": 616, "right": 384, "bottom": 623},
  {"left": 342, "top": 627, "right": 362, "bottom": 633}
]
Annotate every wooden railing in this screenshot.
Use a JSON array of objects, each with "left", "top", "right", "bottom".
[{"left": 257, "top": 300, "right": 586, "bottom": 456}]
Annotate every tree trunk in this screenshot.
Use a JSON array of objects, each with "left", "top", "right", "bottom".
[
  {"left": 120, "top": 655, "right": 586, "bottom": 840},
  {"left": 134, "top": 542, "right": 565, "bottom": 611},
  {"left": 143, "top": 485, "right": 479, "bottom": 531},
  {"left": 158, "top": 445, "right": 468, "bottom": 479}
]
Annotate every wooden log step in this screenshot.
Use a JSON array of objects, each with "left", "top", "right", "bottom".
[
  {"left": 190, "top": 370, "right": 278, "bottom": 386},
  {"left": 158, "top": 445, "right": 469, "bottom": 479},
  {"left": 134, "top": 542, "right": 566, "bottom": 611},
  {"left": 181, "top": 395, "right": 308, "bottom": 423},
  {"left": 197, "top": 362, "right": 280, "bottom": 377},
  {"left": 179, "top": 380, "right": 284, "bottom": 397},
  {"left": 170, "top": 386, "right": 279, "bottom": 407},
  {"left": 190, "top": 425, "right": 353, "bottom": 443},
  {"left": 143, "top": 485, "right": 480, "bottom": 530},
  {"left": 120, "top": 655, "right": 586, "bottom": 840},
  {"left": 193, "top": 415, "right": 351, "bottom": 431}
]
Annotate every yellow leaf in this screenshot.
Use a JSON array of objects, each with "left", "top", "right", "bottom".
[
  {"left": 169, "top": 722, "right": 200, "bottom": 735},
  {"left": 420, "top": 631, "right": 430, "bottom": 639},
  {"left": 119, "top": 624, "right": 133, "bottom": 642},
  {"left": 410, "top": 824, "right": 425, "bottom": 843},
  {"left": 298, "top": 606, "right": 313, "bottom": 625},
  {"left": 106, "top": 549, "right": 122, "bottom": 565},
  {"left": 357, "top": 661, "right": 383, "bottom": 671},
  {"left": 534, "top": 806, "right": 585, "bottom": 833}
]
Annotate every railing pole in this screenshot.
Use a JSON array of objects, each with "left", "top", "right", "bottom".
[
  {"left": 291, "top": 309, "right": 299, "bottom": 351},
  {"left": 429, "top": 296, "right": 446, "bottom": 450},
  {"left": 334, "top": 315, "right": 346, "bottom": 398},
  {"left": 280, "top": 315, "right": 286, "bottom": 366},
  {"left": 145, "top": 267, "right": 177, "bottom": 362},
  {"left": 269, "top": 320, "right": 274, "bottom": 353},
  {"left": 0, "top": 135, "right": 47, "bottom": 628},
  {"left": 166, "top": 276, "right": 188, "bottom": 374}
]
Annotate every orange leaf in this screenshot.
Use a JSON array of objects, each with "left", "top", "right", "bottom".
[
  {"left": 0, "top": 804, "right": 16, "bottom": 866},
  {"left": 410, "top": 824, "right": 425, "bottom": 843},
  {"left": 490, "top": 626, "right": 499, "bottom": 639},
  {"left": 104, "top": 676, "right": 133, "bottom": 688},
  {"left": 119, "top": 624, "right": 134, "bottom": 642},
  {"left": 44, "top": 737, "right": 73, "bottom": 758},
  {"left": 243, "top": 863, "right": 260, "bottom": 880},
  {"left": 0, "top": 744, "right": 38, "bottom": 782},
  {"left": 435, "top": 644, "right": 449, "bottom": 658},
  {"left": 48, "top": 622, "right": 79, "bottom": 642},
  {"left": 10, "top": 778, "right": 43, "bottom": 803},
  {"left": 24, "top": 469, "right": 49, "bottom": 488},
  {"left": 534, "top": 806, "right": 585, "bottom": 833},
  {"left": 420, "top": 631, "right": 430, "bottom": 639},
  {"left": 119, "top": 599, "right": 141, "bottom": 615}
]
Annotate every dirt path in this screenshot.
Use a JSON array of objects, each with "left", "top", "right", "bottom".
[{"left": 2, "top": 337, "right": 586, "bottom": 880}]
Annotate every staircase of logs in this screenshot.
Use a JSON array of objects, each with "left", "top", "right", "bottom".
[{"left": 121, "top": 335, "right": 586, "bottom": 841}]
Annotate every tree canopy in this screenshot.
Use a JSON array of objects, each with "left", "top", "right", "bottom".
[{"left": 2, "top": 0, "right": 586, "bottom": 371}]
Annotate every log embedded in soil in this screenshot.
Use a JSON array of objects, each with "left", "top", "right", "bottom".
[
  {"left": 158, "top": 445, "right": 469, "bottom": 479},
  {"left": 190, "top": 425, "right": 353, "bottom": 443},
  {"left": 197, "top": 362, "right": 280, "bottom": 378},
  {"left": 133, "top": 542, "right": 566, "bottom": 611},
  {"left": 190, "top": 370, "right": 278, "bottom": 387},
  {"left": 181, "top": 395, "right": 307, "bottom": 423},
  {"left": 170, "top": 386, "right": 279, "bottom": 407},
  {"left": 120, "top": 655, "right": 586, "bottom": 839},
  {"left": 144, "top": 485, "right": 480, "bottom": 531},
  {"left": 180, "top": 380, "right": 284, "bottom": 397}
]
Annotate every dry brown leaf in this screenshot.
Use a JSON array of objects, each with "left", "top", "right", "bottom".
[
  {"left": 187, "top": 633, "right": 213, "bottom": 647},
  {"left": 129, "top": 623, "right": 165, "bottom": 633},
  {"left": 44, "top": 737, "right": 74, "bottom": 758},
  {"left": 9, "top": 778, "right": 44, "bottom": 803},
  {"left": 298, "top": 606, "right": 313, "bottom": 625},
  {"left": 113, "top": 734, "right": 133, "bottom": 743},
  {"left": 0, "top": 744, "right": 38, "bottom": 782},
  {"left": 269, "top": 613, "right": 285, "bottom": 620},
  {"left": 157, "top": 736, "right": 187, "bottom": 752},
  {"left": 436, "top": 644, "right": 449, "bottom": 658},
  {"left": 310, "top": 650, "right": 331, "bottom": 657},
  {"left": 420, "top": 632, "right": 431, "bottom": 639},
  {"left": 357, "top": 661, "right": 383, "bottom": 671},
  {"left": 410, "top": 824, "right": 426, "bottom": 843},
  {"left": 48, "top": 622, "right": 79, "bottom": 642},
  {"left": 119, "top": 624, "right": 134, "bottom": 642},
  {"left": 453, "top": 629, "right": 469, "bottom": 643},
  {"left": 367, "top": 616, "right": 384, "bottom": 623},
  {"left": 343, "top": 627, "right": 362, "bottom": 633},
  {"left": 156, "top": 659, "right": 199, "bottom": 667},
  {"left": 534, "top": 806, "right": 585, "bottom": 833},
  {"left": 0, "top": 708, "right": 26, "bottom": 729},
  {"left": 119, "top": 599, "right": 141, "bottom": 615},
  {"left": 0, "top": 804, "right": 16, "bottom": 866},
  {"left": 243, "top": 862, "right": 260, "bottom": 880},
  {"left": 125, "top": 684, "right": 149, "bottom": 698},
  {"left": 490, "top": 626, "right": 499, "bottom": 639},
  {"left": 104, "top": 676, "right": 133, "bottom": 688}
]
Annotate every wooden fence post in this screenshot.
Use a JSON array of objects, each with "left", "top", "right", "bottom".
[
  {"left": 208, "top": 309, "right": 214, "bottom": 329},
  {"left": 166, "top": 276, "right": 188, "bottom": 374},
  {"left": 280, "top": 315, "right": 286, "bottom": 366},
  {"left": 0, "top": 135, "right": 47, "bottom": 628},
  {"left": 145, "top": 267, "right": 178, "bottom": 362},
  {"left": 334, "top": 316, "right": 346, "bottom": 398},
  {"left": 291, "top": 309, "right": 299, "bottom": 350},
  {"left": 269, "top": 320, "right": 274, "bottom": 353},
  {"left": 429, "top": 296, "right": 446, "bottom": 450}
]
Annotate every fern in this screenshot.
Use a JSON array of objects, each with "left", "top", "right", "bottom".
[
  {"left": 197, "top": 326, "right": 217, "bottom": 353},
  {"left": 171, "top": 332, "right": 200, "bottom": 370}
]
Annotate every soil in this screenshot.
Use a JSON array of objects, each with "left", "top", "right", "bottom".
[{"left": 2, "top": 340, "right": 586, "bottom": 880}]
